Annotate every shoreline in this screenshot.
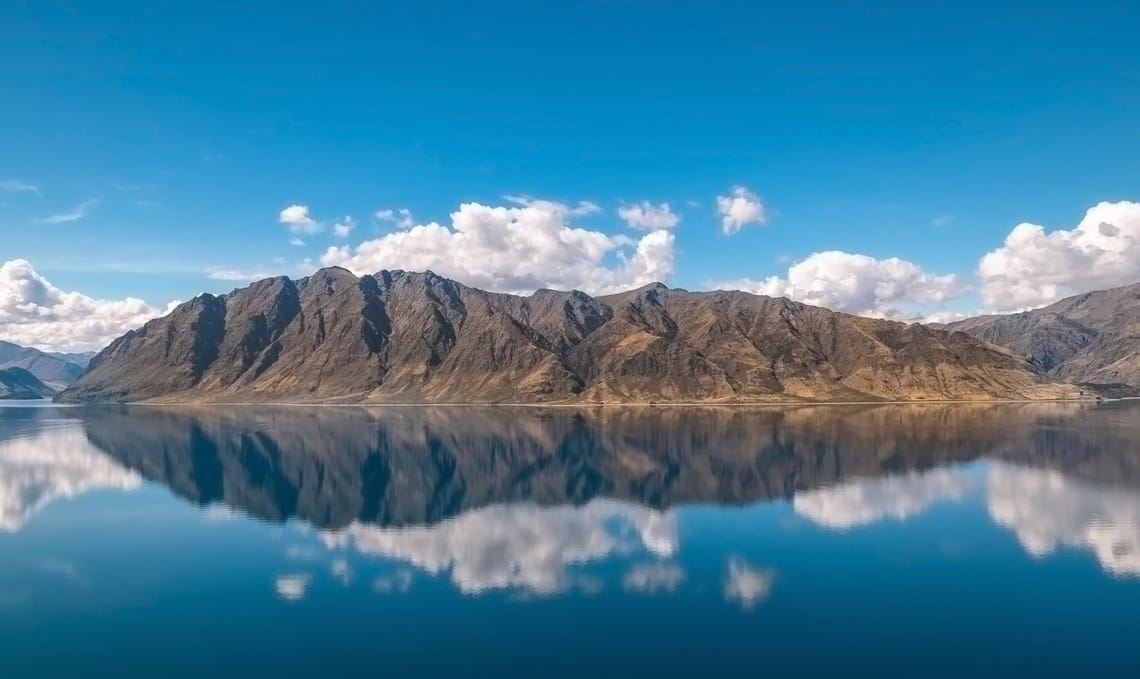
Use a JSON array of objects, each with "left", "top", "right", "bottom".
[{"left": 35, "top": 395, "right": 1130, "bottom": 409}]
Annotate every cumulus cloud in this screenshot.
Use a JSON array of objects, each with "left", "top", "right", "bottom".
[
  {"left": 0, "top": 259, "right": 174, "bottom": 352},
  {"left": 374, "top": 208, "right": 414, "bottom": 229},
  {"left": 0, "top": 423, "right": 141, "bottom": 532},
  {"left": 0, "top": 179, "right": 39, "bottom": 195},
  {"left": 714, "top": 250, "right": 967, "bottom": 319},
  {"left": 279, "top": 204, "right": 321, "bottom": 234},
  {"left": 716, "top": 186, "right": 766, "bottom": 234},
  {"left": 794, "top": 467, "right": 975, "bottom": 530},
  {"left": 320, "top": 500, "right": 677, "bottom": 596},
  {"left": 723, "top": 557, "right": 774, "bottom": 610},
  {"left": 289, "top": 237, "right": 306, "bottom": 247},
  {"left": 321, "top": 200, "right": 675, "bottom": 294},
  {"left": 977, "top": 201, "right": 1140, "bottom": 311},
  {"left": 618, "top": 202, "right": 680, "bottom": 231},
  {"left": 332, "top": 216, "right": 355, "bottom": 239},
  {"left": 36, "top": 199, "right": 98, "bottom": 225},
  {"left": 622, "top": 562, "right": 685, "bottom": 594},
  {"left": 987, "top": 463, "right": 1140, "bottom": 577}
]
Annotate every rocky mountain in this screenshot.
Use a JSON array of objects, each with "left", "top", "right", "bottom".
[
  {"left": 0, "top": 367, "right": 55, "bottom": 400},
  {"left": 57, "top": 267, "right": 1084, "bottom": 404},
  {"left": 943, "top": 281, "right": 1140, "bottom": 388},
  {"left": 0, "top": 340, "right": 88, "bottom": 390}
]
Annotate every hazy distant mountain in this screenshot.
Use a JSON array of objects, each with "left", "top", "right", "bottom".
[
  {"left": 47, "top": 350, "right": 97, "bottom": 369},
  {"left": 57, "top": 267, "right": 1082, "bottom": 404},
  {"left": 943, "top": 282, "right": 1140, "bottom": 388},
  {"left": 0, "top": 340, "right": 87, "bottom": 390},
  {"left": 0, "top": 367, "right": 55, "bottom": 400}
]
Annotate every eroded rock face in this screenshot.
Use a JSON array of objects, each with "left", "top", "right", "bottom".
[
  {"left": 58, "top": 268, "right": 1080, "bottom": 404},
  {"left": 944, "top": 281, "right": 1140, "bottom": 390}
]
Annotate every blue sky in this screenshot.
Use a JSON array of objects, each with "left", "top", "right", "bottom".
[{"left": 3, "top": 0, "right": 1140, "bottom": 350}]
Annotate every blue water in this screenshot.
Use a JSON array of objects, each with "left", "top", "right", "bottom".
[{"left": 1, "top": 402, "right": 1139, "bottom": 676}]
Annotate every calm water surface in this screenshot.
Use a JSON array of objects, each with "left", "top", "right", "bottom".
[{"left": 2, "top": 401, "right": 1140, "bottom": 676}]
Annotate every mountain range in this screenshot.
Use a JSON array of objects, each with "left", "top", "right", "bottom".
[
  {"left": 0, "top": 340, "right": 94, "bottom": 395},
  {"left": 56, "top": 267, "right": 1099, "bottom": 404},
  {"left": 0, "top": 367, "right": 55, "bottom": 400},
  {"left": 941, "top": 281, "right": 1140, "bottom": 388}
]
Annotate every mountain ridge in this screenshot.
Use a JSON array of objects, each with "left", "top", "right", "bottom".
[
  {"left": 942, "top": 280, "right": 1140, "bottom": 388},
  {"left": 0, "top": 340, "right": 89, "bottom": 390},
  {"left": 0, "top": 367, "right": 55, "bottom": 400},
  {"left": 56, "top": 267, "right": 1085, "bottom": 404}
]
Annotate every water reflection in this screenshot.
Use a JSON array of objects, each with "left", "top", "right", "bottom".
[
  {"left": 320, "top": 500, "right": 676, "bottom": 595},
  {"left": 988, "top": 462, "right": 1140, "bottom": 576},
  {"left": 2, "top": 401, "right": 1140, "bottom": 595},
  {"left": 0, "top": 418, "right": 139, "bottom": 531}
]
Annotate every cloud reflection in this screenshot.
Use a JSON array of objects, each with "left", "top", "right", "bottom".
[
  {"left": 321, "top": 500, "right": 677, "bottom": 596},
  {"left": 793, "top": 468, "right": 974, "bottom": 530},
  {"left": 724, "top": 557, "right": 774, "bottom": 610},
  {"left": 988, "top": 463, "right": 1140, "bottom": 577},
  {"left": 0, "top": 424, "right": 140, "bottom": 531}
]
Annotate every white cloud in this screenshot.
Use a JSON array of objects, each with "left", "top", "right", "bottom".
[
  {"left": 714, "top": 250, "right": 966, "bottom": 319},
  {"left": 36, "top": 199, "right": 98, "bottom": 225},
  {"left": 333, "top": 216, "right": 355, "bottom": 239},
  {"left": 618, "top": 202, "right": 680, "bottom": 231},
  {"left": 987, "top": 463, "right": 1140, "bottom": 577},
  {"left": 503, "top": 195, "right": 602, "bottom": 217},
  {"left": 0, "top": 259, "right": 175, "bottom": 352},
  {"left": 794, "top": 467, "right": 975, "bottom": 530},
  {"left": 622, "top": 562, "right": 685, "bottom": 594},
  {"left": 279, "top": 204, "right": 322, "bottom": 234},
  {"left": 0, "top": 179, "right": 39, "bottom": 195},
  {"left": 977, "top": 201, "right": 1140, "bottom": 311},
  {"left": 723, "top": 557, "right": 774, "bottom": 610},
  {"left": 289, "top": 237, "right": 306, "bottom": 247},
  {"left": 716, "top": 185, "right": 766, "bottom": 234},
  {"left": 0, "top": 423, "right": 141, "bottom": 532},
  {"left": 206, "top": 267, "right": 275, "bottom": 282},
  {"left": 374, "top": 208, "right": 414, "bottom": 229},
  {"left": 274, "top": 574, "right": 311, "bottom": 601},
  {"left": 320, "top": 500, "right": 677, "bottom": 596},
  {"left": 321, "top": 200, "right": 675, "bottom": 294}
]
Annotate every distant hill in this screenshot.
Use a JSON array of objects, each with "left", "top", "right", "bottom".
[
  {"left": 943, "top": 282, "right": 1140, "bottom": 388},
  {"left": 57, "top": 267, "right": 1082, "bottom": 404},
  {"left": 0, "top": 367, "right": 55, "bottom": 400},
  {"left": 47, "top": 350, "right": 97, "bottom": 369},
  {"left": 0, "top": 340, "right": 89, "bottom": 390}
]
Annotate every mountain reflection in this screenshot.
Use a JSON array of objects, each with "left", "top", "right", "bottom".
[{"left": 2, "top": 401, "right": 1140, "bottom": 588}]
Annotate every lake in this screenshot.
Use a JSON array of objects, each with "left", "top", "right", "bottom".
[{"left": 2, "top": 401, "right": 1139, "bottom": 676}]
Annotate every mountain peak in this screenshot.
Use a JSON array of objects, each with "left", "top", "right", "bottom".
[{"left": 56, "top": 272, "right": 1084, "bottom": 405}]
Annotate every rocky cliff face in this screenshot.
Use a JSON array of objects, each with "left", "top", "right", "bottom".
[
  {"left": 58, "top": 267, "right": 1082, "bottom": 404},
  {"left": 943, "top": 281, "right": 1140, "bottom": 389}
]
